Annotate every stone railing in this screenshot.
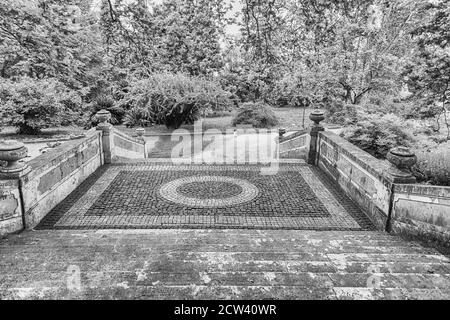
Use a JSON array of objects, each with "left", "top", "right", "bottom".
[
  {"left": 0, "top": 131, "right": 103, "bottom": 236},
  {"left": 95, "top": 109, "right": 147, "bottom": 163},
  {"left": 0, "top": 110, "right": 147, "bottom": 237},
  {"left": 308, "top": 112, "right": 450, "bottom": 246},
  {"left": 391, "top": 184, "right": 450, "bottom": 244},
  {"left": 278, "top": 128, "right": 310, "bottom": 159},
  {"left": 316, "top": 130, "right": 396, "bottom": 230}
]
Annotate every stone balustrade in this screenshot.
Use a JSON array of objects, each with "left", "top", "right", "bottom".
[
  {"left": 1, "top": 107, "right": 448, "bottom": 246},
  {"left": 0, "top": 111, "right": 147, "bottom": 237}
]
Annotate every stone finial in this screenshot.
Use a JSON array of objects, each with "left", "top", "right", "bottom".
[
  {"left": 95, "top": 109, "right": 112, "bottom": 132},
  {"left": 0, "top": 140, "right": 30, "bottom": 179},
  {"left": 309, "top": 109, "right": 325, "bottom": 127},
  {"left": 136, "top": 128, "right": 145, "bottom": 141},
  {"left": 308, "top": 109, "right": 325, "bottom": 165},
  {"left": 96, "top": 109, "right": 111, "bottom": 124},
  {"left": 386, "top": 147, "right": 417, "bottom": 183}
]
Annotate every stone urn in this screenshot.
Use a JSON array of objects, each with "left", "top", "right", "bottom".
[
  {"left": 96, "top": 109, "right": 111, "bottom": 124},
  {"left": 386, "top": 147, "right": 417, "bottom": 171},
  {"left": 136, "top": 128, "right": 145, "bottom": 141},
  {"left": 278, "top": 128, "right": 286, "bottom": 137},
  {"left": 386, "top": 147, "right": 417, "bottom": 183},
  {"left": 136, "top": 128, "right": 145, "bottom": 137},
  {"left": 309, "top": 109, "right": 325, "bottom": 126},
  {"left": 0, "top": 140, "right": 29, "bottom": 176}
]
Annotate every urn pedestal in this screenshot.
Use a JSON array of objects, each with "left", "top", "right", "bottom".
[
  {"left": 308, "top": 109, "right": 325, "bottom": 165},
  {"left": 95, "top": 109, "right": 112, "bottom": 132},
  {"left": 136, "top": 128, "right": 145, "bottom": 141},
  {"left": 386, "top": 147, "right": 417, "bottom": 183},
  {"left": 0, "top": 140, "right": 30, "bottom": 179}
]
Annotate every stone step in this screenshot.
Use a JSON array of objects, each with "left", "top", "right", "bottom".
[
  {"left": 3, "top": 284, "right": 450, "bottom": 300},
  {"left": 2, "top": 256, "right": 449, "bottom": 276},
  {"left": 2, "top": 270, "right": 450, "bottom": 291},
  {"left": 0, "top": 241, "right": 440, "bottom": 256},
  {"left": 0, "top": 230, "right": 430, "bottom": 247},
  {"left": 333, "top": 287, "right": 450, "bottom": 300},
  {"left": 0, "top": 284, "right": 337, "bottom": 300},
  {"left": 1, "top": 229, "right": 449, "bottom": 299}
]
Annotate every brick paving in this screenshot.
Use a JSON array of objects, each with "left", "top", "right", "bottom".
[
  {"left": 5, "top": 160, "right": 450, "bottom": 300},
  {"left": 1, "top": 229, "right": 449, "bottom": 300},
  {"left": 37, "top": 163, "right": 374, "bottom": 231}
]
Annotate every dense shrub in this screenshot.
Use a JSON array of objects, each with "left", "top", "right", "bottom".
[
  {"left": 87, "top": 94, "right": 127, "bottom": 127},
  {"left": 325, "top": 100, "right": 358, "bottom": 125},
  {"left": 122, "top": 73, "right": 233, "bottom": 128},
  {"left": 219, "top": 67, "right": 275, "bottom": 104},
  {"left": 0, "top": 78, "right": 82, "bottom": 134},
  {"left": 403, "top": 101, "right": 442, "bottom": 120},
  {"left": 340, "top": 113, "right": 414, "bottom": 159},
  {"left": 231, "top": 102, "right": 279, "bottom": 128},
  {"left": 412, "top": 144, "right": 450, "bottom": 186},
  {"left": 268, "top": 73, "right": 311, "bottom": 108},
  {"left": 123, "top": 107, "right": 151, "bottom": 128}
]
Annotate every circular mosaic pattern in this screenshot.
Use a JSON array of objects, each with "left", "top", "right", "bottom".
[
  {"left": 177, "top": 181, "right": 243, "bottom": 199},
  {"left": 159, "top": 175, "right": 259, "bottom": 207}
]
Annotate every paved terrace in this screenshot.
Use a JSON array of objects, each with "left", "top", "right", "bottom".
[
  {"left": 1, "top": 113, "right": 449, "bottom": 300},
  {"left": 1, "top": 161, "right": 450, "bottom": 299},
  {"left": 36, "top": 163, "right": 373, "bottom": 231}
]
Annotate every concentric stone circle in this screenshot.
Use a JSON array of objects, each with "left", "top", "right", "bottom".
[
  {"left": 159, "top": 175, "right": 259, "bottom": 207},
  {"left": 177, "top": 181, "right": 243, "bottom": 199}
]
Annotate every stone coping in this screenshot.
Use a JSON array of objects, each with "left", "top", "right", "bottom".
[
  {"left": 140, "top": 129, "right": 280, "bottom": 137},
  {"left": 394, "top": 183, "right": 450, "bottom": 198},
  {"left": 319, "top": 131, "right": 395, "bottom": 186},
  {"left": 22, "top": 131, "right": 101, "bottom": 182},
  {"left": 21, "top": 134, "right": 86, "bottom": 144},
  {"left": 114, "top": 128, "right": 146, "bottom": 145},
  {"left": 279, "top": 128, "right": 309, "bottom": 143}
]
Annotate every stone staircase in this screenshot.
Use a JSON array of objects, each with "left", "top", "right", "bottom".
[{"left": 1, "top": 229, "right": 449, "bottom": 299}]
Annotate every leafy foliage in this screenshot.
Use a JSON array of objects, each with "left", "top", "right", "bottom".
[
  {"left": 99, "top": 0, "right": 231, "bottom": 76},
  {"left": 0, "top": 77, "right": 82, "bottom": 134},
  {"left": 340, "top": 113, "right": 413, "bottom": 159},
  {"left": 231, "top": 102, "right": 279, "bottom": 128},
  {"left": 122, "top": 73, "right": 233, "bottom": 128},
  {"left": 412, "top": 143, "right": 450, "bottom": 186},
  {"left": 403, "top": 0, "right": 450, "bottom": 139},
  {"left": 0, "top": 0, "right": 102, "bottom": 88}
]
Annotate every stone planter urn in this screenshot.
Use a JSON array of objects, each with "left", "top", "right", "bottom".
[
  {"left": 386, "top": 147, "right": 417, "bottom": 183},
  {"left": 387, "top": 147, "right": 417, "bottom": 171},
  {"left": 136, "top": 128, "right": 145, "bottom": 137},
  {"left": 96, "top": 109, "right": 111, "bottom": 125},
  {"left": 307, "top": 109, "right": 325, "bottom": 165},
  {"left": 136, "top": 128, "right": 145, "bottom": 141},
  {"left": 0, "top": 140, "right": 29, "bottom": 177},
  {"left": 309, "top": 109, "right": 325, "bottom": 126}
]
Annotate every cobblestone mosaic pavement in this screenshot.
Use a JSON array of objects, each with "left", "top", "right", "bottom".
[{"left": 37, "top": 163, "right": 375, "bottom": 231}]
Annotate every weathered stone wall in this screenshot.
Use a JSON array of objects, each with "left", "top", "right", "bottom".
[
  {"left": 278, "top": 129, "right": 310, "bottom": 159},
  {"left": 0, "top": 179, "right": 23, "bottom": 237},
  {"left": 317, "top": 131, "right": 393, "bottom": 230},
  {"left": 113, "top": 128, "right": 147, "bottom": 161},
  {"left": 317, "top": 131, "right": 450, "bottom": 245},
  {"left": 20, "top": 132, "right": 103, "bottom": 228},
  {"left": 391, "top": 184, "right": 450, "bottom": 245},
  {"left": 0, "top": 125, "right": 148, "bottom": 237}
]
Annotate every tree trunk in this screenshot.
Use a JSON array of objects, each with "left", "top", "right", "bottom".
[{"left": 442, "top": 83, "right": 449, "bottom": 140}]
